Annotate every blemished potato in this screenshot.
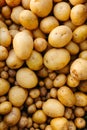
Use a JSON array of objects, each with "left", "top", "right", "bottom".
[
  {"left": 0, "top": 27, "right": 11, "bottom": 47},
  {"left": 5, "top": 0, "right": 21, "bottom": 7},
  {"left": 32, "top": 110, "right": 47, "bottom": 124},
  {"left": 53, "top": 2, "right": 71, "bottom": 21},
  {"left": 64, "top": 20, "right": 76, "bottom": 31},
  {"left": 65, "top": 41, "right": 79, "bottom": 55},
  {"left": 79, "top": 40, "right": 87, "bottom": 51},
  {"left": 1, "top": 6, "right": 11, "bottom": 19},
  {"left": 57, "top": 86, "right": 76, "bottom": 107},
  {"left": 0, "top": 46, "right": 8, "bottom": 61},
  {"left": 26, "top": 50, "right": 43, "bottom": 71},
  {"left": 19, "top": 10, "right": 38, "bottom": 30},
  {"left": 79, "top": 81, "right": 87, "bottom": 93},
  {"left": 6, "top": 49, "right": 24, "bottom": 69},
  {"left": 44, "top": 48, "right": 70, "bottom": 70},
  {"left": 68, "top": 121, "right": 76, "bottom": 130},
  {"left": 0, "top": 121, "right": 8, "bottom": 130},
  {"left": 0, "top": 101, "right": 12, "bottom": 114},
  {"left": 42, "top": 99, "right": 65, "bottom": 117},
  {"left": 30, "top": 0, "right": 53, "bottom": 17},
  {"left": 70, "top": 4, "right": 87, "bottom": 25},
  {"left": 9, "top": 86, "right": 28, "bottom": 107},
  {"left": 4, "top": 107, "right": 21, "bottom": 126},
  {"left": 16, "top": 67, "right": 38, "bottom": 89},
  {"left": 50, "top": 117, "right": 68, "bottom": 130},
  {"left": 75, "top": 92, "right": 87, "bottom": 107},
  {"left": 69, "top": 0, "right": 86, "bottom": 5},
  {"left": 40, "top": 16, "right": 59, "bottom": 34},
  {"left": 70, "top": 58, "right": 87, "bottom": 80},
  {"left": 11, "top": 6, "right": 24, "bottom": 24},
  {"left": 13, "top": 31, "right": 33, "bottom": 60},
  {"left": 22, "top": 0, "right": 30, "bottom": 9},
  {"left": 74, "top": 117, "right": 86, "bottom": 129},
  {"left": 0, "top": 78, "right": 10, "bottom": 96},
  {"left": 48, "top": 25, "right": 72, "bottom": 48},
  {"left": 79, "top": 51, "right": 87, "bottom": 60},
  {"left": 32, "top": 28, "right": 46, "bottom": 39}
]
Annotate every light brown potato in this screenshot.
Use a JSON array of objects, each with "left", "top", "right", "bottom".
[
  {"left": 53, "top": 2, "right": 71, "bottom": 21},
  {"left": 79, "top": 81, "right": 87, "bottom": 93},
  {"left": 44, "top": 48, "right": 70, "bottom": 70},
  {"left": 79, "top": 50, "right": 87, "bottom": 60},
  {"left": 74, "top": 118, "right": 86, "bottom": 129},
  {"left": 74, "top": 107, "right": 85, "bottom": 117},
  {"left": 32, "top": 110, "right": 47, "bottom": 124},
  {"left": 6, "top": 49, "right": 24, "bottom": 69},
  {"left": 75, "top": 92, "right": 87, "bottom": 107},
  {"left": 70, "top": 4, "right": 87, "bottom": 25},
  {"left": 42, "top": 99, "right": 65, "bottom": 117},
  {"left": 68, "top": 121, "right": 76, "bottom": 130},
  {"left": 70, "top": 58, "right": 87, "bottom": 80},
  {"left": 64, "top": 20, "right": 76, "bottom": 31},
  {"left": 65, "top": 41, "right": 79, "bottom": 55},
  {"left": 50, "top": 117, "right": 68, "bottom": 130},
  {"left": 40, "top": 16, "right": 59, "bottom": 34},
  {"left": 48, "top": 25, "right": 72, "bottom": 48},
  {"left": 0, "top": 27, "right": 11, "bottom": 47},
  {"left": 29, "top": 88, "right": 40, "bottom": 99},
  {"left": 0, "top": 61, "right": 5, "bottom": 68},
  {"left": 9, "top": 23, "right": 19, "bottom": 30},
  {"left": 69, "top": 0, "right": 86, "bottom": 5},
  {"left": 4, "top": 107, "right": 21, "bottom": 126},
  {"left": 5, "top": 0, "right": 21, "bottom": 7},
  {"left": 11, "top": 6, "right": 24, "bottom": 24},
  {"left": 0, "top": 101, "right": 12, "bottom": 114},
  {"left": 79, "top": 40, "right": 87, "bottom": 51},
  {"left": 0, "top": 121, "right": 8, "bottom": 130},
  {"left": 32, "top": 28, "right": 46, "bottom": 39},
  {"left": 22, "top": 0, "right": 30, "bottom": 9},
  {"left": 0, "top": 46, "right": 8, "bottom": 61},
  {"left": 9, "top": 86, "right": 28, "bottom": 107},
  {"left": 0, "top": 20, "right": 7, "bottom": 28},
  {"left": 30, "top": 0, "right": 53, "bottom": 17},
  {"left": 45, "top": 125, "right": 52, "bottom": 130},
  {"left": 53, "top": 74, "right": 66, "bottom": 87},
  {"left": 19, "top": 10, "right": 38, "bottom": 30},
  {"left": 13, "top": 31, "right": 33, "bottom": 60},
  {"left": 57, "top": 86, "right": 76, "bottom": 107},
  {"left": 16, "top": 67, "right": 38, "bottom": 89},
  {"left": 1, "top": 6, "right": 11, "bottom": 19},
  {"left": 64, "top": 108, "right": 72, "bottom": 119},
  {"left": 9, "top": 29, "right": 19, "bottom": 38},
  {"left": 26, "top": 50, "right": 43, "bottom": 71},
  {"left": 0, "top": 78, "right": 10, "bottom": 96}
]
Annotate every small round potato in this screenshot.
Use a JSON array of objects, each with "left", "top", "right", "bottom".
[
  {"left": 16, "top": 67, "right": 38, "bottom": 89},
  {"left": 5, "top": 0, "right": 21, "bottom": 7},
  {"left": 30, "top": 0, "right": 53, "bottom": 17},
  {"left": 44, "top": 48, "right": 70, "bottom": 70},
  {"left": 74, "top": 107, "right": 85, "bottom": 117},
  {"left": 22, "top": 0, "right": 30, "bottom": 9},
  {"left": 13, "top": 31, "right": 33, "bottom": 60},
  {"left": 64, "top": 20, "right": 76, "bottom": 31},
  {"left": 1, "top": 6, "right": 11, "bottom": 19},
  {"left": 48, "top": 25, "right": 72, "bottom": 48},
  {"left": 79, "top": 50, "right": 87, "bottom": 60},
  {"left": 42, "top": 99, "right": 65, "bottom": 117},
  {"left": 0, "top": 46, "right": 8, "bottom": 61},
  {"left": 79, "top": 40, "right": 87, "bottom": 51},
  {"left": 68, "top": 121, "right": 76, "bottom": 130},
  {"left": 32, "top": 28, "right": 46, "bottom": 39},
  {"left": 70, "top": 4, "right": 87, "bottom": 25},
  {"left": 74, "top": 117, "right": 86, "bottom": 129},
  {"left": 53, "top": 2, "right": 71, "bottom": 21},
  {"left": 9, "top": 86, "right": 28, "bottom": 107},
  {"left": 0, "top": 78, "right": 10, "bottom": 96},
  {"left": 57, "top": 86, "right": 76, "bottom": 107},
  {"left": 50, "top": 117, "right": 68, "bottom": 130},
  {"left": 19, "top": 10, "right": 38, "bottom": 30}
]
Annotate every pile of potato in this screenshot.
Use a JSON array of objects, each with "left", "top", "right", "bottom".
[{"left": 0, "top": 0, "right": 87, "bottom": 130}]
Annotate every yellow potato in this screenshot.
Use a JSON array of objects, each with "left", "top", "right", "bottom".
[
  {"left": 19, "top": 10, "right": 38, "bottom": 30},
  {"left": 68, "top": 121, "right": 76, "bottom": 130},
  {"left": 22, "top": 0, "right": 30, "bottom": 9},
  {"left": 0, "top": 121, "right": 8, "bottom": 130},
  {"left": 69, "top": 0, "right": 86, "bottom": 5},
  {"left": 79, "top": 40, "right": 87, "bottom": 51},
  {"left": 9, "top": 29, "right": 19, "bottom": 38},
  {"left": 79, "top": 81, "right": 87, "bottom": 93},
  {"left": 16, "top": 67, "right": 38, "bottom": 89},
  {"left": 57, "top": 86, "right": 76, "bottom": 107},
  {"left": 13, "top": 31, "right": 33, "bottom": 60},
  {"left": 30, "top": 0, "right": 53, "bottom": 17},
  {"left": 44, "top": 48, "right": 70, "bottom": 70},
  {"left": 5, "top": 0, "right": 21, "bottom": 7},
  {"left": 48, "top": 25, "right": 72, "bottom": 48},
  {"left": 32, "top": 28, "right": 46, "bottom": 39},
  {"left": 74, "top": 117, "right": 86, "bottom": 129},
  {"left": 42, "top": 99, "right": 65, "bottom": 117},
  {"left": 64, "top": 20, "right": 76, "bottom": 31},
  {"left": 0, "top": 20, "right": 7, "bottom": 28},
  {"left": 1, "top": 5, "right": 11, "bottom": 19},
  {"left": 0, "top": 46, "right": 8, "bottom": 61},
  {"left": 70, "top": 4, "right": 87, "bottom": 25},
  {"left": 79, "top": 50, "right": 87, "bottom": 60}
]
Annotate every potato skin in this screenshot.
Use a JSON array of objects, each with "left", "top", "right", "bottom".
[{"left": 44, "top": 48, "right": 70, "bottom": 70}]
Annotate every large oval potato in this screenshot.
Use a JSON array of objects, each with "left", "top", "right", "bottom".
[{"left": 44, "top": 48, "right": 70, "bottom": 70}]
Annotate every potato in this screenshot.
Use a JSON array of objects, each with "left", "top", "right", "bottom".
[
  {"left": 30, "top": 0, "right": 53, "bottom": 17},
  {"left": 57, "top": 86, "right": 76, "bottom": 107},
  {"left": 11, "top": 6, "right": 24, "bottom": 24},
  {"left": 79, "top": 40, "right": 87, "bottom": 51},
  {"left": 50, "top": 117, "right": 68, "bottom": 130},
  {"left": 75, "top": 92, "right": 87, "bottom": 107},
  {"left": 6, "top": 49, "right": 24, "bottom": 69},
  {"left": 0, "top": 0, "right": 6, "bottom": 7},
  {"left": 74, "top": 117, "right": 86, "bottom": 129},
  {"left": 70, "top": 4, "right": 87, "bottom": 25},
  {"left": 74, "top": 107, "right": 85, "bottom": 117},
  {"left": 1, "top": 6, "right": 11, "bottom": 19},
  {"left": 0, "top": 20, "right": 7, "bottom": 28},
  {"left": 9, "top": 86, "right": 28, "bottom": 107},
  {"left": 70, "top": 58, "right": 87, "bottom": 80},
  {"left": 58, "top": 64, "right": 70, "bottom": 74},
  {"left": 0, "top": 61, "right": 5, "bottom": 68},
  {"left": 0, "top": 121, "right": 8, "bottom": 130},
  {"left": 42, "top": 99, "right": 65, "bottom": 117},
  {"left": 64, "top": 20, "right": 76, "bottom": 31},
  {"left": 0, "top": 78, "right": 10, "bottom": 96},
  {"left": 26, "top": 50, "right": 43, "bottom": 70},
  {"left": 0, "top": 101, "right": 12, "bottom": 114},
  {"left": 48, "top": 26, "right": 72, "bottom": 48},
  {"left": 53, "top": 2, "right": 71, "bottom": 21},
  {"left": 32, "top": 110, "right": 47, "bottom": 124},
  {"left": 19, "top": 10, "right": 38, "bottom": 30},
  {"left": 4, "top": 107, "right": 21, "bottom": 126},
  {"left": 0, "top": 46, "right": 8, "bottom": 61},
  {"left": 64, "top": 108, "right": 72, "bottom": 119},
  {"left": 53, "top": 0, "right": 62, "bottom": 2},
  {"left": 79, "top": 50, "right": 87, "bottom": 60},
  {"left": 22, "top": 0, "right": 30, "bottom": 9},
  {"left": 69, "top": 0, "right": 86, "bottom": 5},
  {"left": 32, "top": 28, "right": 46, "bottom": 39},
  {"left": 9, "top": 30, "right": 19, "bottom": 38},
  {"left": 68, "top": 121, "right": 76, "bottom": 130},
  {"left": 5, "top": 0, "right": 21, "bottom": 7},
  {"left": 16, "top": 67, "right": 38, "bottom": 89},
  {"left": 45, "top": 125, "right": 52, "bottom": 130},
  {"left": 40, "top": 16, "right": 59, "bottom": 34},
  {"left": 13, "top": 31, "right": 33, "bottom": 60},
  {"left": 29, "top": 88, "right": 40, "bottom": 99},
  {"left": 0, "top": 27, "right": 11, "bottom": 47},
  {"left": 44, "top": 48, "right": 70, "bottom": 70},
  {"left": 79, "top": 81, "right": 87, "bottom": 93}
]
